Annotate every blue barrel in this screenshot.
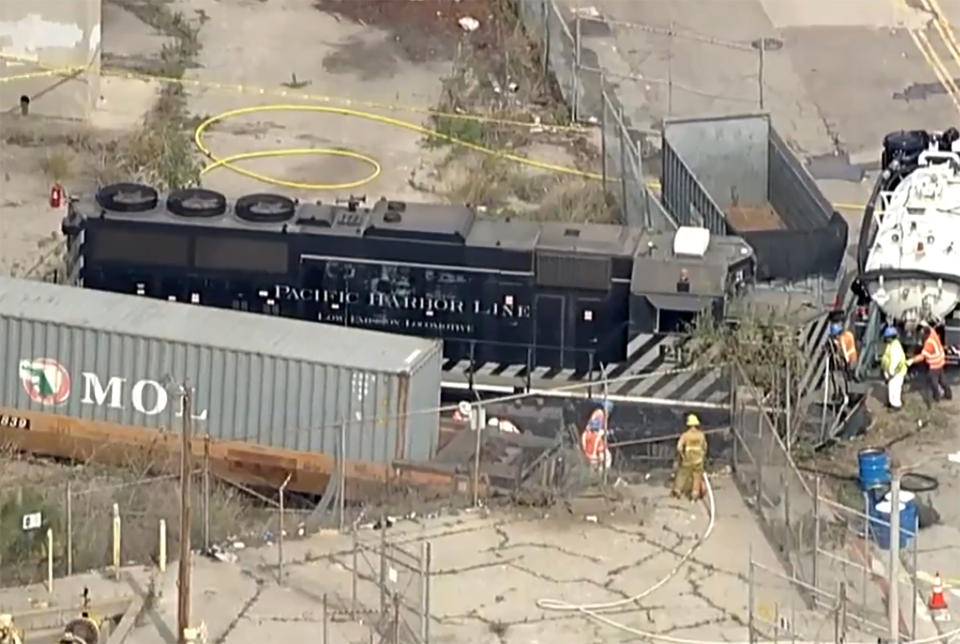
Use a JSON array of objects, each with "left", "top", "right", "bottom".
[
  {"left": 871, "top": 498, "right": 917, "bottom": 550},
  {"left": 858, "top": 448, "right": 891, "bottom": 491}
]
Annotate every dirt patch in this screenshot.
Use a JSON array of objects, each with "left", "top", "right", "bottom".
[
  {"left": 322, "top": 36, "right": 401, "bottom": 80},
  {"left": 726, "top": 203, "right": 785, "bottom": 232},
  {"left": 314, "top": 0, "right": 497, "bottom": 62}
]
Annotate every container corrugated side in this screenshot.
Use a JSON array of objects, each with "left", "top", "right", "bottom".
[
  {"left": 0, "top": 315, "right": 443, "bottom": 463},
  {"left": 403, "top": 341, "right": 443, "bottom": 460}
]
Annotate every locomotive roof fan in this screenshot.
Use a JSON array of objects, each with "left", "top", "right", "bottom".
[
  {"left": 166, "top": 188, "right": 227, "bottom": 218},
  {"left": 95, "top": 182, "right": 159, "bottom": 213},
  {"left": 235, "top": 193, "right": 296, "bottom": 223}
]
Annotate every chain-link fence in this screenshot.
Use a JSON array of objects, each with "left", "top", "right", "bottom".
[
  {"left": 517, "top": 0, "right": 677, "bottom": 231},
  {"left": 599, "top": 89, "right": 676, "bottom": 230},
  {"left": 0, "top": 464, "right": 281, "bottom": 587},
  {"left": 518, "top": 1, "right": 766, "bottom": 124},
  {"left": 576, "top": 14, "right": 765, "bottom": 124},
  {"left": 731, "top": 363, "right": 817, "bottom": 584},
  {"left": 731, "top": 362, "right": 925, "bottom": 641},
  {"left": 348, "top": 527, "right": 432, "bottom": 644}
]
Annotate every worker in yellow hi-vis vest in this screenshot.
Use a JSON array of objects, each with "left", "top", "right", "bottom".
[{"left": 881, "top": 326, "right": 908, "bottom": 410}]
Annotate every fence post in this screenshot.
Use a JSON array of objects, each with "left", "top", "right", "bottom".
[
  {"left": 159, "top": 519, "right": 167, "bottom": 573},
  {"left": 379, "top": 517, "right": 387, "bottom": 614},
  {"left": 472, "top": 414, "right": 483, "bottom": 507},
  {"left": 839, "top": 581, "right": 847, "bottom": 640},
  {"left": 47, "top": 527, "right": 53, "bottom": 593},
  {"left": 541, "top": 0, "right": 550, "bottom": 80},
  {"left": 352, "top": 528, "right": 358, "bottom": 620},
  {"left": 278, "top": 473, "right": 291, "bottom": 585},
  {"left": 774, "top": 603, "right": 780, "bottom": 642},
  {"left": 862, "top": 490, "right": 869, "bottom": 616},
  {"left": 112, "top": 502, "right": 121, "bottom": 580},
  {"left": 758, "top": 36, "right": 765, "bottom": 110},
  {"left": 421, "top": 541, "right": 432, "bottom": 643},
  {"left": 323, "top": 593, "right": 328, "bottom": 644},
  {"left": 618, "top": 107, "right": 629, "bottom": 224},
  {"left": 755, "top": 408, "right": 763, "bottom": 508},
  {"left": 65, "top": 481, "right": 72, "bottom": 577},
  {"left": 912, "top": 514, "right": 919, "bottom": 639},
  {"left": 813, "top": 477, "right": 821, "bottom": 592},
  {"left": 573, "top": 12, "right": 581, "bottom": 123},
  {"left": 600, "top": 85, "right": 607, "bottom": 188},
  {"left": 785, "top": 361, "right": 792, "bottom": 453},
  {"left": 783, "top": 470, "right": 791, "bottom": 530},
  {"left": 203, "top": 435, "right": 210, "bottom": 553},
  {"left": 392, "top": 592, "right": 401, "bottom": 644},
  {"left": 667, "top": 21, "right": 674, "bottom": 115},
  {"left": 747, "top": 547, "right": 755, "bottom": 644},
  {"left": 339, "top": 419, "right": 346, "bottom": 532}
]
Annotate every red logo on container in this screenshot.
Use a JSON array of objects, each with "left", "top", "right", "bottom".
[{"left": 18, "top": 358, "right": 71, "bottom": 405}]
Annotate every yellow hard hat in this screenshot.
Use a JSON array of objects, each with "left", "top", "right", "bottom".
[{"left": 686, "top": 414, "right": 700, "bottom": 427}]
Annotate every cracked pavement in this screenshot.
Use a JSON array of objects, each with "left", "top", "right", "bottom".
[{"left": 80, "top": 474, "right": 843, "bottom": 643}]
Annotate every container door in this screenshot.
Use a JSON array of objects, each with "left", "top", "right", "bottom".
[
  {"left": 534, "top": 294, "right": 564, "bottom": 368},
  {"left": 574, "top": 297, "right": 602, "bottom": 372}
]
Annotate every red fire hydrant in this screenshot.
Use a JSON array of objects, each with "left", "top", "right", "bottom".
[{"left": 49, "top": 182, "right": 64, "bottom": 209}]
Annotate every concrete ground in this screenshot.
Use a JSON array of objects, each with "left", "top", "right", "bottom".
[
  {"left": 0, "top": 475, "right": 854, "bottom": 643},
  {"left": 875, "top": 394, "right": 960, "bottom": 631},
  {"left": 163, "top": 0, "right": 453, "bottom": 204},
  {"left": 561, "top": 0, "right": 960, "bottom": 240}
]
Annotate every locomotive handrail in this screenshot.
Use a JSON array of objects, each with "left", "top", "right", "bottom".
[{"left": 918, "top": 149, "right": 960, "bottom": 169}]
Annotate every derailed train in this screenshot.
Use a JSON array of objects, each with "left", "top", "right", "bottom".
[{"left": 61, "top": 183, "right": 756, "bottom": 371}]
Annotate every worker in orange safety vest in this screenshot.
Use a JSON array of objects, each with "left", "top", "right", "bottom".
[
  {"left": 911, "top": 320, "right": 952, "bottom": 405},
  {"left": 828, "top": 322, "right": 858, "bottom": 377},
  {"left": 580, "top": 405, "right": 612, "bottom": 470}
]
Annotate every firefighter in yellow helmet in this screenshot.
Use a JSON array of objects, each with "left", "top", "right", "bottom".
[{"left": 672, "top": 413, "right": 707, "bottom": 500}]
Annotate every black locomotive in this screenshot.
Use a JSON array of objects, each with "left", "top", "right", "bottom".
[{"left": 61, "top": 183, "right": 756, "bottom": 371}]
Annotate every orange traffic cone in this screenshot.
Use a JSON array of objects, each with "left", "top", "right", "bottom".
[{"left": 929, "top": 572, "right": 948, "bottom": 612}]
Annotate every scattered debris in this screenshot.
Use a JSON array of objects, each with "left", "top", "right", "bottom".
[
  {"left": 207, "top": 544, "right": 238, "bottom": 564},
  {"left": 458, "top": 16, "right": 480, "bottom": 32}
]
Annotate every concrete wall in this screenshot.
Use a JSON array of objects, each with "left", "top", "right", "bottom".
[
  {"left": 0, "top": 0, "right": 101, "bottom": 120},
  {"left": 663, "top": 114, "right": 770, "bottom": 209}
]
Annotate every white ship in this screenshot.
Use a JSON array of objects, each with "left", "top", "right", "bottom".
[{"left": 861, "top": 130, "right": 960, "bottom": 324}]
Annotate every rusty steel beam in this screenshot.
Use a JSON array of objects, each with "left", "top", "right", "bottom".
[{"left": 0, "top": 406, "right": 482, "bottom": 500}]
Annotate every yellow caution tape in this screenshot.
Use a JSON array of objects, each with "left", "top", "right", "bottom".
[{"left": 3, "top": 56, "right": 869, "bottom": 211}]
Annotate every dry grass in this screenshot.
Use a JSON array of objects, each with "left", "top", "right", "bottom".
[
  {"left": 443, "top": 154, "right": 614, "bottom": 223},
  {"left": 0, "top": 454, "right": 276, "bottom": 586}
]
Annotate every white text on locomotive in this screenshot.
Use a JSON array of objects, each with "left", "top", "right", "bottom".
[{"left": 273, "top": 285, "right": 532, "bottom": 318}]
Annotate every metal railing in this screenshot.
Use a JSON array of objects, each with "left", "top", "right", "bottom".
[
  {"left": 517, "top": 0, "right": 677, "bottom": 230},
  {"left": 518, "top": 1, "right": 766, "bottom": 125}
]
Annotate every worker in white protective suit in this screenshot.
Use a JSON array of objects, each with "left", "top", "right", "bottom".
[{"left": 881, "top": 326, "right": 908, "bottom": 410}]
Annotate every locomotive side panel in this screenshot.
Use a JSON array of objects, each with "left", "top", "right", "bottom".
[{"left": 288, "top": 256, "right": 536, "bottom": 365}]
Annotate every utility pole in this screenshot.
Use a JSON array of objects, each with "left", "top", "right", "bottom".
[
  {"left": 178, "top": 386, "right": 193, "bottom": 644},
  {"left": 888, "top": 473, "right": 901, "bottom": 643}
]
